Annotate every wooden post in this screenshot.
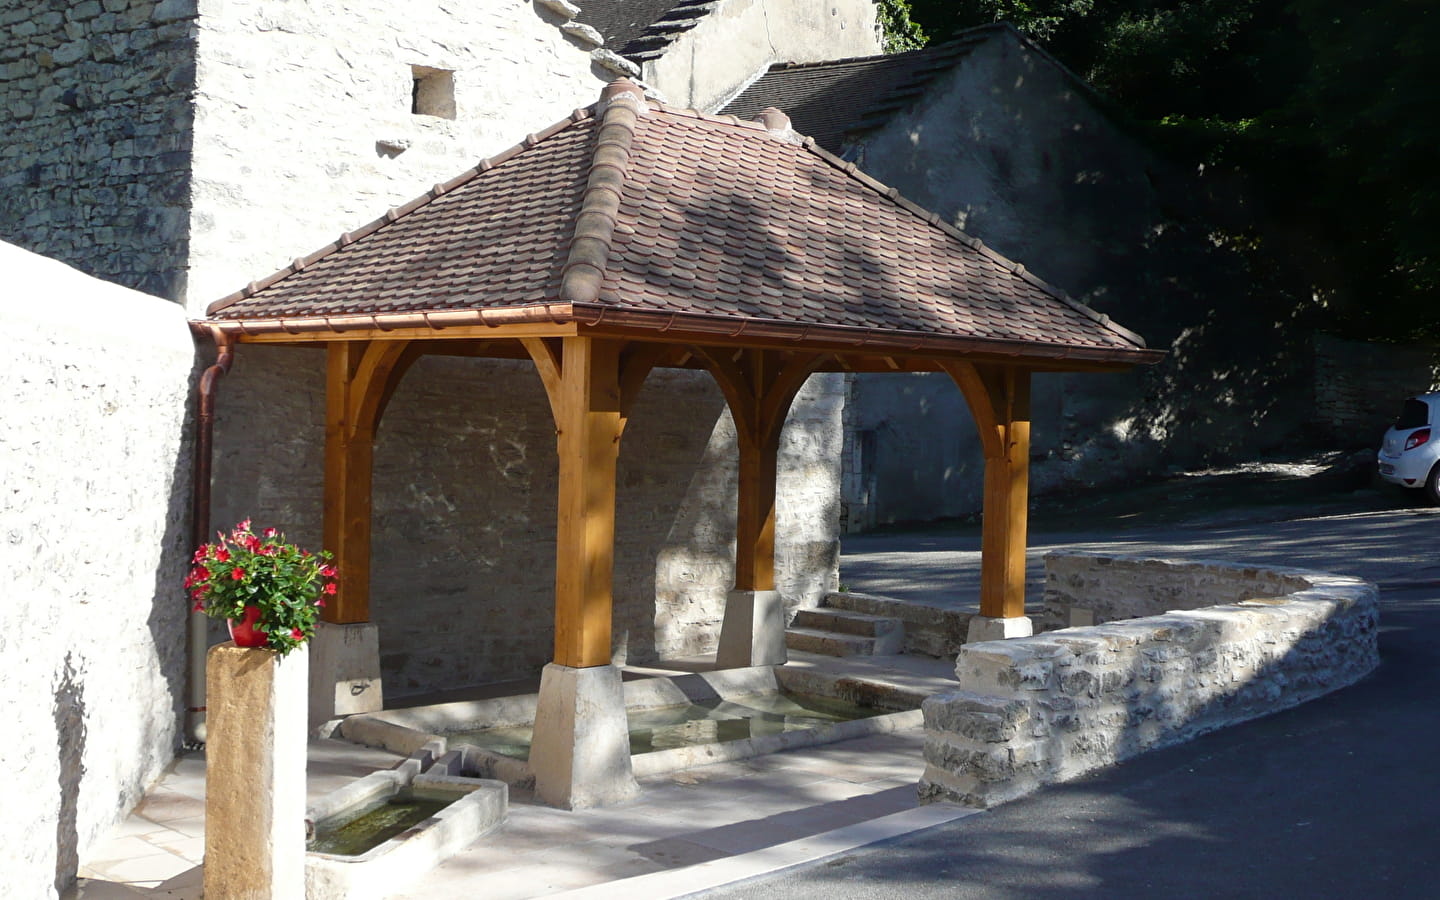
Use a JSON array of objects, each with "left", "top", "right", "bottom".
[
  {"left": 522, "top": 337, "right": 655, "bottom": 807},
  {"left": 322, "top": 341, "right": 416, "bottom": 624},
  {"left": 735, "top": 429, "right": 782, "bottom": 591},
  {"left": 524, "top": 336, "right": 656, "bottom": 668},
  {"left": 944, "top": 362, "right": 1031, "bottom": 620}
]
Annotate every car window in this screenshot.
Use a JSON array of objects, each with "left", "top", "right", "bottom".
[{"left": 1396, "top": 398, "right": 1431, "bottom": 429}]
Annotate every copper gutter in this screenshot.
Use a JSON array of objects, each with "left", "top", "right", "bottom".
[
  {"left": 201, "top": 303, "right": 1164, "bottom": 368},
  {"left": 184, "top": 327, "right": 234, "bottom": 747}
]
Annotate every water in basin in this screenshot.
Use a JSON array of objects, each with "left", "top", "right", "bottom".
[
  {"left": 308, "top": 791, "right": 450, "bottom": 856},
  {"left": 449, "top": 691, "right": 881, "bottom": 759}
]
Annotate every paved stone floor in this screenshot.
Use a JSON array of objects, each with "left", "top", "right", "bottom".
[{"left": 67, "top": 724, "right": 972, "bottom": 899}]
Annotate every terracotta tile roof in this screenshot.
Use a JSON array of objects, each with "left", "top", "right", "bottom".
[
  {"left": 205, "top": 81, "right": 1157, "bottom": 366},
  {"left": 574, "top": 0, "right": 718, "bottom": 63},
  {"left": 719, "top": 26, "right": 1002, "bottom": 154}
]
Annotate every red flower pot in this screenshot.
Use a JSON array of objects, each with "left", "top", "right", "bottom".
[{"left": 227, "top": 605, "right": 269, "bottom": 648}]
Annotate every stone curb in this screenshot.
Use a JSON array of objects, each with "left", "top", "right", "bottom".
[{"left": 544, "top": 804, "right": 981, "bottom": 899}]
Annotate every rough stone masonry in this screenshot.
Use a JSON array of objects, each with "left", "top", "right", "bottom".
[{"left": 920, "top": 554, "right": 1380, "bottom": 808}]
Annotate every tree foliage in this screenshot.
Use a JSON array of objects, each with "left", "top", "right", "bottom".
[
  {"left": 876, "top": 0, "right": 927, "bottom": 52},
  {"left": 901, "top": 0, "right": 1440, "bottom": 340}
]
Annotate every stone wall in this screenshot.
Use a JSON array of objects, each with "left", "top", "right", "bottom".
[
  {"left": 1040, "top": 551, "right": 1315, "bottom": 630},
  {"left": 920, "top": 554, "right": 1379, "bottom": 809},
  {"left": 0, "top": 243, "right": 195, "bottom": 897},
  {"left": 643, "top": 0, "right": 881, "bottom": 113},
  {"left": 0, "top": 0, "right": 198, "bottom": 301},
  {"left": 1313, "top": 333, "right": 1440, "bottom": 447},
  {"left": 186, "top": 0, "right": 606, "bottom": 309},
  {"left": 211, "top": 349, "right": 842, "bottom": 697}
]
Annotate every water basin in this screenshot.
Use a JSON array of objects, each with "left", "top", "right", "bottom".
[
  {"left": 448, "top": 691, "right": 881, "bottom": 759},
  {"left": 308, "top": 790, "right": 450, "bottom": 856},
  {"left": 339, "top": 665, "right": 925, "bottom": 786}
]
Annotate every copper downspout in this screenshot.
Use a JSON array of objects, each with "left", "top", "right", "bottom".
[{"left": 184, "top": 329, "right": 235, "bottom": 748}]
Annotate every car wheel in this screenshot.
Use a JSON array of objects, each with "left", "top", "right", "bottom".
[{"left": 1426, "top": 464, "right": 1440, "bottom": 506}]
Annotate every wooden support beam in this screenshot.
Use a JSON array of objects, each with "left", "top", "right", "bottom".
[
  {"left": 698, "top": 348, "right": 824, "bottom": 592},
  {"left": 524, "top": 336, "right": 650, "bottom": 668},
  {"left": 322, "top": 340, "right": 416, "bottom": 624},
  {"left": 941, "top": 361, "right": 1031, "bottom": 620}
]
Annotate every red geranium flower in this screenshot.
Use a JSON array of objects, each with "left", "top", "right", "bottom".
[{"left": 231, "top": 567, "right": 245, "bottom": 581}]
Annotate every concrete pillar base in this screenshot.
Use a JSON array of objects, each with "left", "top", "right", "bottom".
[
  {"left": 204, "top": 642, "right": 308, "bottom": 900},
  {"left": 530, "top": 663, "right": 639, "bottom": 810},
  {"left": 309, "top": 621, "right": 383, "bottom": 730},
  {"left": 715, "top": 589, "right": 787, "bottom": 669},
  {"left": 967, "top": 615, "right": 1034, "bottom": 643}
]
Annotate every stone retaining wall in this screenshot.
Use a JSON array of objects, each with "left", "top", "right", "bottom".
[
  {"left": 921, "top": 553, "right": 1379, "bottom": 809},
  {"left": 1040, "top": 551, "right": 1315, "bottom": 629},
  {"left": 1313, "top": 333, "right": 1440, "bottom": 446}
]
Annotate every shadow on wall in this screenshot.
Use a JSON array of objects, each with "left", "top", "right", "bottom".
[
  {"left": 149, "top": 383, "right": 197, "bottom": 740},
  {"left": 53, "top": 653, "right": 86, "bottom": 894},
  {"left": 621, "top": 369, "right": 733, "bottom": 666}
]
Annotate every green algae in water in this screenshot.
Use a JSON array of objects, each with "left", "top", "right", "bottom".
[
  {"left": 308, "top": 793, "right": 449, "bottom": 857},
  {"left": 448, "top": 691, "right": 883, "bottom": 760}
]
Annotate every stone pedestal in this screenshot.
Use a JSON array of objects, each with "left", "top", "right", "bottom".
[
  {"left": 530, "top": 663, "right": 638, "bottom": 810},
  {"left": 715, "top": 589, "right": 787, "bottom": 668},
  {"left": 204, "top": 642, "right": 308, "bottom": 900},
  {"left": 308, "top": 621, "right": 383, "bottom": 731},
  {"left": 967, "top": 615, "right": 1034, "bottom": 643}
]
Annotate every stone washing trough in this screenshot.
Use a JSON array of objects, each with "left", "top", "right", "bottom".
[
  {"left": 337, "top": 665, "right": 923, "bottom": 788},
  {"left": 304, "top": 740, "right": 506, "bottom": 900}
]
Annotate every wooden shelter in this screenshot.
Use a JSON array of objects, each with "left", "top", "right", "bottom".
[{"left": 194, "top": 80, "right": 1162, "bottom": 807}]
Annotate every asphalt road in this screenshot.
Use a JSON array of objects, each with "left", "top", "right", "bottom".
[{"left": 693, "top": 509, "right": 1440, "bottom": 899}]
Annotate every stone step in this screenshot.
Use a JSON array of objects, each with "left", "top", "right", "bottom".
[
  {"left": 792, "top": 607, "right": 903, "bottom": 639},
  {"left": 822, "top": 591, "right": 975, "bottom": 658},
  {"left": 784, "top": 627, "right": 877, "bottom": 658}
]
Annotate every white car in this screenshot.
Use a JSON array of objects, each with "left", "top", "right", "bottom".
[{"left": 1378, "top": 392, "right": 1440, "bottom": 503}]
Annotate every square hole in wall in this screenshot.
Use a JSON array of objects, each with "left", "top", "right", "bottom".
[{"left": 411, "top": 66, "right": 455, "bottom": 119}]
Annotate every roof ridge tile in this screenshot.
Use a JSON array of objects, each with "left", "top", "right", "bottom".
[{"left": 560, "top": 80, "right": 646, "bottom": 304}]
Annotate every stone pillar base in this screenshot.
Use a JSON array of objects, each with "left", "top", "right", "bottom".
[
  {"left": 309, "top": 621, "right": 383, "bottom": 731},
  {"left": 715, "top": 589, "right": 787, "bottom": 669},
  {"left": 967, "top": 615, "right": 1034, "bottom": 643},
  {"left": 530, "top": 663, "right": 639, "bottom": 810},
  {"left": 205, "top": 642, "right": 308, "bottom": 900}
]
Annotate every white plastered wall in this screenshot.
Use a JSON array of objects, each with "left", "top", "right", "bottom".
[
  {"left": 186, "top": 0, "right": 607, "bottom": 311},
  {"left": 643, "top": 0, "right": 882, "bottom": 112},
  {"left": 0, "top": 242, "right": 195, "bottom": 897}
]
